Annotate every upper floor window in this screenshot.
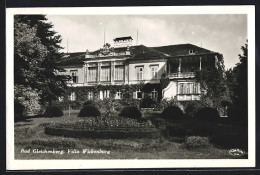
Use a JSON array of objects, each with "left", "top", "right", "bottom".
[
  {"left": 151, "top": 66, "right": 158, "bottom": 79},
  {"left": 88, "top": 67, "right": 97, "bottom": 82},
  {"left": 71, "top": 70, "right": 78, "bottom": 83},
  {"left": 115, "top": 66, "right": 124, "bottom": 81},
  {"left": 136, "top": 66, "right": 143, "bottom": 80},
  {"left": 189, "top": 49, "right": 195, "bottom": 54},
  {"left": 115, "top": 89, "right": 123, "bottom": 99},
  {"left": 179, "top": 83, "right": 199, "bottom": 94},
  {"left": 101, "top": 66, "right": 111, "bottom": 82}
]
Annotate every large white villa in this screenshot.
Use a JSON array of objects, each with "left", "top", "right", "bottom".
[{"left": 57, "top": 36, "right": 222, "bottom": 102}]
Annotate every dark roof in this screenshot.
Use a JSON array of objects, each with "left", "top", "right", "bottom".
[
  {"left": 152, "top": 44, "right": 213, "bottom": 57},
  {"left": 57, "top": 44, "right": 217, "bottom": 66},
  {"left": 113, "top": 36, "right": 133, "bottom": 41}
]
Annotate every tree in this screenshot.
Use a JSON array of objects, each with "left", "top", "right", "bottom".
[
  {"left": 195, "top": 54, "right": 231, "bottom": 111},
  {"left": 14, "top": 15, "right": 69, "bottom": 110},
  {"left": 226, "top": 41, "right": 248, "bottom": 125}
]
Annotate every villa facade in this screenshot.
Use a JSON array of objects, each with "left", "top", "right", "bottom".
[{"left": 57, "top": 36, "right": 222, "bottom": 102}]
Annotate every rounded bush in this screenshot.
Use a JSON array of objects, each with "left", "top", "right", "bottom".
[
  {"left": 161, "top": 106, "right": 183, "bottom": 120},
  {"left": 184, "top": 136, "right": 211, "bottom": 148},
  {"left": 119, "top": 106, "right": 142, "bottom": 119},
  {"left": 83, "top": 100, "right": 95, "bottom": 106},
  {"left": 43, "top": 106, "right": 63, "bottom": 118},
  {"left": 194, "top": 107, "right": 220, "bottom": 121},
  {"left": 78, "top": 105, "right": 101, "bottom": 117}
]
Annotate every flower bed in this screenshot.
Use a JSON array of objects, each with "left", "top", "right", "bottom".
[{"left": 45, "top": 116, "right": 162, "bottom": 139}]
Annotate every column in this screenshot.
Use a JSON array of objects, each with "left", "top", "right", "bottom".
[
  {"left": 178, "top": 58, "right": 181, "bottom": 77},
  {"left": 111, "top": 62, "right": 115, "bottom": 85},
  {"left": 199, "top": 57, "right": 202, "bottom": 70},
  {"left": 83, "top": 64, "right": 86, "bottom": 83},
  {"left": 97, "top": 62, "right": 101, "bottom": 83},
  {"left": 125, "top": 64, "right": 128, "bottom": 84}
]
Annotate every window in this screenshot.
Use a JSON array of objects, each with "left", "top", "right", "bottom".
[
  {"left": 151, "top": 66, "right": 158, "bottom": 79},
  {"left": 179, "top": 83, "right": 199, "bottom": 94},
  {"left": 115, "top": 89, "right": 123, "bottom": 99},
  {"left": 71, "top": 70, "right": 78, "bottom": 83},
  {"left": 136, "top": 89, "right": 143, "bottom": 99},
  {"left": 88, "top": 67, "right": 97, "bottom": 82},
  {"left": 189, "top": 49, "right": 195, "bottom": 54},
  {"left": 101, "top": 67, "right": 111, "bottom": 82},
  {"left": 69, "top": 92, "right": 76, "bottom": 101},
  {"left": 151, "top": 89, "right": 158, "bottom": 99},
  {"left": 100, "top": 90, "right": 110, "bottom": 99},
  {"left": 115, "top": 66, "right": 124, "bottom": 81},
  {"left": 88, "top": 91, "right": 94, "bottom": 100},
  {"left": 136, "top": 67, "right": 143, "bottom": 80},
  {"left": 194, "top": 83, "right": 199, "bottom": 94}
]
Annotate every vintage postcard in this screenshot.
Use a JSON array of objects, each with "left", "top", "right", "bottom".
[{"left": 6, "top": 6, "right": 255, "bottom": 170}]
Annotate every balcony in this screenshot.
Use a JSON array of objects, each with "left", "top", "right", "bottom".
[{"left": 168, "top": 72, "right": 195, "bottom": 79}]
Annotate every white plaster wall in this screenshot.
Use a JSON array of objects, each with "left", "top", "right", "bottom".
[
  {"left": 163, "top": 81, "right": 177, "bottom": 99},
  {"left": 128, "top": 61, "right": 166, "bottom": 84}
]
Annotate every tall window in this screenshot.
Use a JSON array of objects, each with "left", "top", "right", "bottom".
[
  {"left": 136, "top": 89, "right": 143, "bottom": 99},
  {"left": 194, "top": 83, "right": 199, "bottom": 94},
  {"left": 115, "top": 89, "right": 123, "bottom": 99},
  {"left": 71, "top": 70, "right": 78, "bottom": 83},
  {"left": 101, "top": 67, "right": 111, "bottom": 82},
  {"left": 151, "top": 66, "right": 158, "bottom": 79},
  {"left": 69, "top": 92, "right": 76, "bottom": 101},
  {"left": 100, "top": 90, "right": 110, "bottom": 99},
  {"left": 88, "top": 67, "right": 97, "bottom": 82},
  {"left": 115, "top": 66, "right": 124, "bottom": 81},
  {"left": 179, "top": 83, "right": 199, "bottom": 94},
  {"left": 88, "top": 91, "right": 94, "bottom": 99},
  {"left": 136, "top": 67, "right": 143, "bottom": 80}
]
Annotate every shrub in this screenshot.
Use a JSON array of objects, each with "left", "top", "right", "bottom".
[
  {"left": 140, "top": 97, "right": 156, "bottom": 108},
  {"left": 83, "top": 100, "right": 95, "bottom": 106},
  {"left": 184, "top": 136, "right": 211, "bottom": 149},
  {"left": 181, "top": 101, "right": 202, "bottom": 118},
  {"left": 43, "top": 106, "right": 63, "bottom": 117},
  {"left": 161, "top": 106, "right": 183, "bottom": 120},
  {"left": 14, "top": 100, "right": 25, "bottom": 118},
  {"left": 78, "top": 105, "right": 101, "bottom": 117},
  {"left": 194, "top": 107, "right": 220, "bottom": 121},
  {"left": 119, "top": 106, "right": 142, "bottom": 119}
]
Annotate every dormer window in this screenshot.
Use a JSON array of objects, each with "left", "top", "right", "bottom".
[{"left": 189, "top": 49, "right": 195, "bottom": 54}]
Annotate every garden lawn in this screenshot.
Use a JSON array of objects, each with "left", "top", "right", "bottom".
[{"left": 14, "top": 113, "right": 247, "bottom": 159}]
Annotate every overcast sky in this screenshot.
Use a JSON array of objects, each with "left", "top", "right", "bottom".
[{"left": 46, "top": 15, "right": 247, "bottom": 69}]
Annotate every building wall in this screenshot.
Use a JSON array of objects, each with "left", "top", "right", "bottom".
[
  {"left": 63, "top": 67, "right": 84, "bottom": 84},
  {"left": 128, "top": 60, "right": 166, "bottom": 84}
]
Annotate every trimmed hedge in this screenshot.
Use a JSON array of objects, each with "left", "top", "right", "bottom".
[
  {"left": 140, "top": 97, "right": 156, "bottom": 108},
  {"left": 32, "top": 137, "right": 77, "bottom": 148},
  {"left": 161, "top": 106, "right": 183, "bottom": 120},
  {"left": 184, "top": 136, "right": 211, "bottom": 149},
  {"left": 43, "top": 106, "right": 63, "bottom": 117},
  {"left": 194, "top": 107, "right": 220, "bottom": 121},
  {"left": 119, "top": 106, "right": 142, "bottom": 119},
  {"left": 83, "top": 100, "right": 95, "bottom": 106},
  {"left": 78, "top": 105, "right": 101, "bottom": 117}
]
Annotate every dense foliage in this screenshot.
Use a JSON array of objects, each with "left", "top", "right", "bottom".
[
  {"left": 194, "top": 107, "right": 220, "bottom": 121},
  {"left": 14, "top": 15, "right": 69, "bottom": 113},
  {"left": 78, "top": 105, "right": 101, "bottom": 117},
  {"left": 119, "top": 106, "right": 142, "bottom": 119},
  {"left": 43, "top": 106, "right": 63, "bottom": 117},
  {"left": 140, "top": 97, "right": 156, "bottom": 108},
  {"left": 226, "top": 41, "right": 248, "bottom": 125},
  {"left": 14, "top": 100, "right": 25, "bottom": 119},
  {"left": 161, "top": 106, "right": 184, "bottom": 120}
]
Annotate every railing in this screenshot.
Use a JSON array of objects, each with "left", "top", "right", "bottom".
[
  {"left": 168, "top": 72, "right": 195, "bottom": 79},
  {"left": 176, "top": 94, "right": 200, "bottom": 101}
]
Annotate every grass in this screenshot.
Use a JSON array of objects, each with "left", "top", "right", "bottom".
[{"left": 14, "top": 111, "right": 248, "bottom": 159}]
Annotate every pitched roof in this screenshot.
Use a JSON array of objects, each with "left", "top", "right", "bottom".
[{"left": 57, "top": 44, "right": 216, "bottom": 66}]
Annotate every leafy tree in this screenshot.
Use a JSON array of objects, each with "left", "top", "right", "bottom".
[
  {"left": 14, "top": 15, "right": 69, "bottom": 108},
  {"left": 226, "top": 41, "right": 248, "bottom": 124},
  {"left": 195, "top": 54, "right": 231, "bottom": 111}
]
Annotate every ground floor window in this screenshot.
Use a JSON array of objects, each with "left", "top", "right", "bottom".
[
  {"left": 115, "top": 89, "right": 123, "bottom": 99},
  {"left": 100, "top": 90, "right": 110, "bottom": 99},
  {"left": 178, "top": 82, "right": 200, "bottom": 94},
  {"left": 88, "top": 91, "right": 94, "bottom": 99},
  {"left": 150, "top": 89, "right": 158, "bottom": 99},
  {"left": 69, "top": 92, "right": 76, "bottom": 101},
  {"left": 133, "top": 89, "right": 143, "bottom": 99}
]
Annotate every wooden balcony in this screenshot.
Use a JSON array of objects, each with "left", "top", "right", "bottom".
[{"left": 168, "top": 72, "right": 195, "bottom": 79}]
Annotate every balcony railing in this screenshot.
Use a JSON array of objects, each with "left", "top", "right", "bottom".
[{"left": 168, "top": 72, "right": 195, "bottom": 79}]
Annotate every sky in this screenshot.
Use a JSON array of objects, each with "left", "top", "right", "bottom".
[{"left": 46, "top": 15, "right": 247, "bottom": 69}]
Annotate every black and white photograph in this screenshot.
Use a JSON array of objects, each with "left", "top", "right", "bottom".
[{"left": 6, "top": 6, "right": 255, "bottom": 169}]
